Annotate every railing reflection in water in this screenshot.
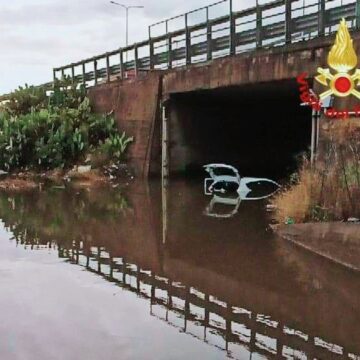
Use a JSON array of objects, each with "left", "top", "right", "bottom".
[
  {"left": 2, "top": 184, "right": 359, "bottom": 360},
  {"left": 47, "top": 242, "right": 359, "bottom": 360}
]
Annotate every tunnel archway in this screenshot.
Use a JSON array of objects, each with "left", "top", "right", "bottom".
[{"left": 168, "top": 79, "right": 312, "bottom": 180}]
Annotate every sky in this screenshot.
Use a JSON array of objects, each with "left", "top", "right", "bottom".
[
  {"left": 0, "top": 0, "right": 221, "bottom": 94},
  {"left": 0, "top": 0, "right": 349, "bottom": 94}
]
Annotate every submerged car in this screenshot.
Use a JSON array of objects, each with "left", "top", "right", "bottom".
[
  {"left": 204, "top": 163, "right": 280, "bottom": 199},
  {"left": 203, "top": 164, "right": 280, "bottom": 218}
]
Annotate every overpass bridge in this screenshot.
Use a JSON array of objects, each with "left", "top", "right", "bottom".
[
  {"left": 52, "top": 0, "right": 360, "bottom": 177},
  {"left": 53, "top": 0, "right": 360, "bottom": 84}
]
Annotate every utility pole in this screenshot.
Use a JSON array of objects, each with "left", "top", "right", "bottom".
[{"left": 109, "top": 1, "right": 144, "bottom": 47}]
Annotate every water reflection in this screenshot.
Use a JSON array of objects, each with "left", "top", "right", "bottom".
[{"left": 0, "top": 182, "right": 359, "bottom": 359}]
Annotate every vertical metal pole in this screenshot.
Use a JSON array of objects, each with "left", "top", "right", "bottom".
[
  {"left": 162, "top": 102, "right": 170, "bottom": 179},
  {"left": 285, "top": 0, "right": 292, "bottom": 43},
  {"left": 61, "top": 68, "right": 65, "bottom": 80},
  {"left": 161, "top": 100, "right": 169, "bottom": 244},
  {"left": 106, "top": 54, "right": 111, "bottom": 83},
  {"left": 185, "top": 14, "right": 191, "bottom": 65},
  {"left": 311, "top": 109, "right": 316, "bottom": 166},
  {"left": 318, "top": 0, "right": 326, "bottom": 36},
  {"left": 229, "top": 0, "right": 236, "bottom": 55},
  {"left": 316, "top": 110, "right": 320, "bottom": 152},
  {"left": 126, "top": 7, "right": 129, "bottom": 63},
  {"left": 94, "top": 60, "right": 98, "bottom": 85},
  {"left": 162, "top": 173, "right": 168, "bottom": 245},
  {"left": 256, "top": 1, "right": 262, "bottom": 48},
  {"left": 206, "top": 7, "right": 212, "bottom": 61},
  {"left": 126, "top": 7, "right": 129, "bottom": 47}
]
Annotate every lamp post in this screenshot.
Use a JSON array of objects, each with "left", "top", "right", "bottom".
[{"left": 109, "top": 1, "right": 144, "bottom": 47}]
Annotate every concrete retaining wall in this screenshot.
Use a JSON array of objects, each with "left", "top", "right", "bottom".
[{"left": 88, "top": 72, "right": 162, "bottom": 177}]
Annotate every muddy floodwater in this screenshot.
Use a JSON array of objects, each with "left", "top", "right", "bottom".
[{"left": 0, "top": 180, "right": 359, "bottom": 360}]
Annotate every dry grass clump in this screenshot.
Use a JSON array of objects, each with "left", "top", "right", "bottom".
[
  {"left": 273, "top": 164, "right": 314, "bottom": 223},
  {"left": 273, "top": 119, "right": 360, "bottom": 224}
]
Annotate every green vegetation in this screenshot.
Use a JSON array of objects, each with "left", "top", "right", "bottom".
[
  {"left": 273, "top": 120, "right": 360, "bottom": 223},
  {"left": 0, "top": 187, "right": 131, "bottom": 248},
  {"left": 0, "top": 79, "right": 133, "bottom": 171}
]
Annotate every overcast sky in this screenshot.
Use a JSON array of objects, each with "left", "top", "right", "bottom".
[{"left": 0, "top": 0, "right": 221, "bottom": 94}]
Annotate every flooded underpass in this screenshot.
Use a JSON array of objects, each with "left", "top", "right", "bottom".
[
  {"left": 0, "top": 181, "right": 359, "bottom": 360},
  {"left": 168, "top": 80, "right": 312, "bottom": 178}
]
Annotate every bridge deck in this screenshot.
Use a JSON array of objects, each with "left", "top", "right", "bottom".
[{"left": 53, "top": 0, "right": 360, "bottom": 89}]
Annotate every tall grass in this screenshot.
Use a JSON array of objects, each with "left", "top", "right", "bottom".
[{"left": 273, "top": 119, "right": 360, "bottom": 223}]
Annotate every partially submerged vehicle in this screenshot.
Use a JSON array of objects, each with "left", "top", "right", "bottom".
[
  {"left": 203, "top": 163, "right": 280, "bottom": 199},
  {"left": 203, "top": 164, "right": 280, "bottom": 218}
]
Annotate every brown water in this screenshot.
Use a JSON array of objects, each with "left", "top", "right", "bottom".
[{"left": 0, "top": 180, "right": 359, "bottom": 360}]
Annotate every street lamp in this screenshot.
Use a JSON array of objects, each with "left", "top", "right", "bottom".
[{"left": 109, "top": 1, "right": 144, "bottom": 47}]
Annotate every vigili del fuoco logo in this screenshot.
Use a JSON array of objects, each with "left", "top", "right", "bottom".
[{"left": 297, "top": 18, "right": 360, "bottom": 119}]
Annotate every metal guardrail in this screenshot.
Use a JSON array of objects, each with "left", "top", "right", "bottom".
[{"left": 53, "top": 0, "right": 360, "bottom": 88}]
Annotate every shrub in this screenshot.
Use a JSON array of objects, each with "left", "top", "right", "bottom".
[
  {"left": 2, "top": 84, "right": 47, "bottom": 116},
  {"left": 0, "top": 78, "right": 133, "bottom": 171}
]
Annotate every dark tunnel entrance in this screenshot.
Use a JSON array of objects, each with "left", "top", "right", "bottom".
[{"left": 168, "top": 79, "right": 312, "bottom": 180}]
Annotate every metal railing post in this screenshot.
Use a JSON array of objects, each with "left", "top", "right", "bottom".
[
  {"left": 166, "top": 20, "right": 172, "bottom": 69},
  {"left": 206, "top": 7, "right": 212, "bottom": 61},
  {"left": 71, "top": 65, "right": 75, "bottom": 83},
  {"left": 229, "top": 0, "right": 236, "bottom": 55},
  {"left": 256, "top": 2, "right": 262, "bottom": 48},
  {"left": 185, "top": 14, "right": 191, "bottom": 65},
  {"left": 106, "top": 54, "right": 111, "bottom": 83},
  {"left": 285, "top": 0, "right": 292, "bottom": 43},
  {"left": 94, "top": 60, "right": 98, "bottom": 85},
  {"left": 318, "top": 0, "right": 326, "bottom": 36},
  {"left": 120, "top": 50, "right": 124, "bottom": 79},
  {"left": 134, "top": 45, "right": 139, "bottom": 76},
  {"left": 82, "top": 62, "right": 86, "bottom": 87},
  {"left": 149, "top": 26, "right": 155, "bottom": 70}
]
